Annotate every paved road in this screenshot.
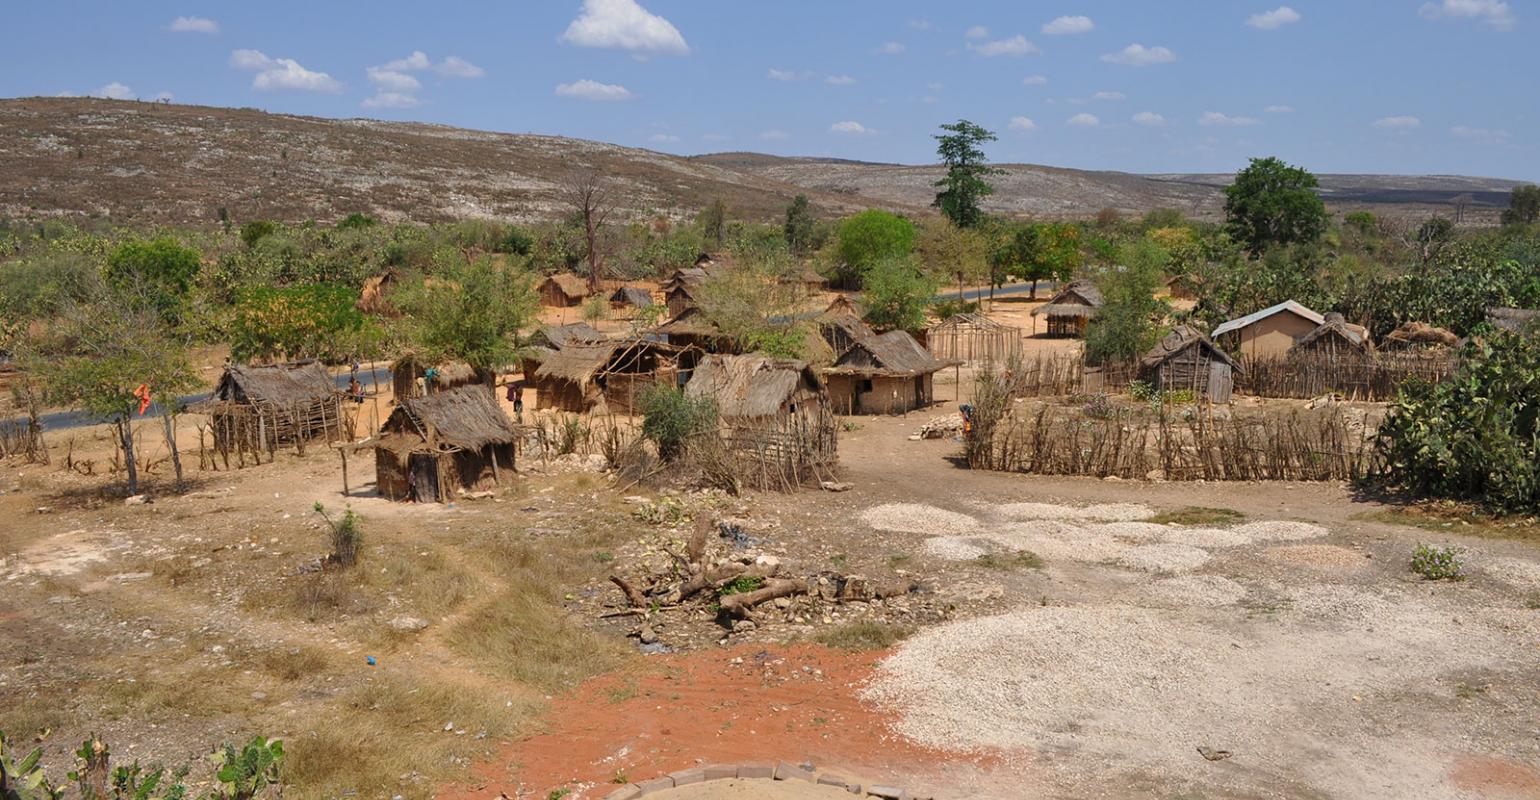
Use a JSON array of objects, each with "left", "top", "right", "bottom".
[{"left": 935, "top": 279, "right": 1058, "bottom": 303}]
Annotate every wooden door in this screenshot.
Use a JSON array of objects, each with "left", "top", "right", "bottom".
[{"left": 409, "top": 454, "right": 440, "bottom": 503}]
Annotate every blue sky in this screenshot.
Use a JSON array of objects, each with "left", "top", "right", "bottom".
[{"left": 5, "top": 1, "right": 1535, "bottom": 179}]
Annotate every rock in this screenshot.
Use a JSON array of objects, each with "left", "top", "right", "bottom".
[
  {"left": 34, "top": 506, "right": 53, "bottom": 515},
  {"left": 251, "top": 691, "right": 268, "bottom": 701},
  {"left": 732, "top": 619, "right": 757, "bottom": 634},
  {"left": 388, "top": 616, "right": 430, "bottom": 632},
  {"left": 124, "top": 494, "right": 152, "bottom": 506},
  {"left": 773, "top": 597, "right": 793, "bottom": 609},
  {"left": 638, "top": 625, "right": 659, "bottom": 645},
  {"left": 838, "top": 575, "right": 873, "bottom": 602},
  {"left": 463, "top": 490, "right": 495, "bottom": 500},
  {"left": 754, "top": 555, "right": 782, "bottom": 571},
  {"left": 1145, "top": 469, "right": 1167, "bottom": 482},
  {"left": 819, "top": 481, "right": 853, "bottom": 492}
]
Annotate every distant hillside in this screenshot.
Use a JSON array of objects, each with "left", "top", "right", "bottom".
[{"left": 0, "top": 98, "right": 1525, "bottom": 228}]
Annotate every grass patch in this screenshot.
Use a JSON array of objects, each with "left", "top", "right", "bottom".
[
  {"left": 1148, "top": 507, "right": 1246, "bottom": 526},
  {"left": 886, "top": 554, "right": 913, "bottom": 570},
  {"left": 717, "top": 576, "right": 765, "bottom": 596},
  {"left": 975, "top": 550, "right": 1044, "bottom": 570},
  {"left": 258, "top": 646, "right": 331, "bottom": 682},
  {"left": 445, "top": 586, "right": 625, "bottom": 692},
  {"left": 814, "top": 621, "right": 913, "bottom": 652},
  {"left": 1358, "top": 504, "right": 1540, "bottom": 546},
  {"left": 1526, "top": 593, "right": 1540, "bottom": 610}
]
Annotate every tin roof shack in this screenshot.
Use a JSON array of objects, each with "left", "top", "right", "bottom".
[
  {"left": 926, "top": 312, "right": 1022, "bottom": 364},
  {"left": 824, "top": 331, "right": 953, "bottom": 415},
  {"left": 375, "top": 385, "right": 516, "bottom": 503},
  {"left": 1488, "top": 307, "right": 1540, "bottom": 334},
  {"left": 818, "top": 312, "right": 875, "bottom": 358},
  {"left": 684, "top": 354, "right": 838, "bottom": 489},
  {"left": 202, "top": 361, "right": 343, "bottom": 461},
  {"left": 1030, "top": 280, "right": 1103, "bottom": 338},
  {"left": 1291, "top": 312, "right": 1374, "bottom": 358},
  {"left": 538, "top": 273, "right": 592, "bottom": 307},
  {"left": 532, "top": 338, "right": 675, "bottom": 414},
  {"left": 1212, "top": 300, "right": 1324, "bottom": 362},
  {"left": 1139, "top": 325, "right": 1240, "bottom": 404},
  {"left": 390, "top": 357, "right": 480, "bottom": 402}
]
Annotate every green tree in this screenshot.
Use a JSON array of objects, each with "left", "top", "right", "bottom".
[
  {"left": 1083, "top": 240, "right": 1170, "bottom": 366},
  {"left": 394, "top": 257, "right": 539, "bottom": 382},
  {"left": 336, "top": 212, "right": 377, "bottom": 230},
  {"left": 996, "top": 223, "right": 1084, "bottom": 299},
  {"left": 931, "top": 120, "right": 1003, "bottom": 229},
  {"left": 700, "top": 198, "right": 727, "bottom": 251},
  {"left": 696, "top": 251, "right": 812, "bottom": 359},
  {"left": 834, "top": 210, "right": 915, "bottom": 288},
  {"left": 239, "top": 220, "right": 279, "bottom": 249},
  {"left": 1500, "top": 184, "right": 1540, "bottom": 226},
  {"left": 230, "top": 284, "right": 379, "bottom": 363},
  {"left": 104, "top": 237, "right": 202, "bottom": 323},
  {"left": 783, "top": 195, "right": 816, "bottom": 256},
  {"left": 916, "top": 217, "right": 990, "bottom": 298},
  {"left": 861, "top": 256, "right": 937, "bottom": 334},
  {"left": 1223, "top": 156, "right": 1328, "bottom": 253}
]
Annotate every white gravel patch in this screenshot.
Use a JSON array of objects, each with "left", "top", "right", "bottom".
[
  {"left": 1233, "top": 520, "right": 1330, "bottom": 542},
  {"left": 923, "top": 537, "right": 992, "bottom": 561},
  {"left": 1090, "top": 521, "right": 1171, "bottom": 542},
  {"left": 1141, "top": 575, "right": 1249, "bottom": 608},
  {"left": 1117, "top": 543, "right": 1212, "bottom": 573},
  {"left": 1481, "top": 556, "right": 1540, "bottom": 590},
  {"left": 1155, "top": 526, "right": 1254, "bottom": 549},
  {"left": 861, "top": 503, "right": 980, "bottom": 536},
  {"left": 996, "top": 502, "right": 1153, "bottom": 522}
]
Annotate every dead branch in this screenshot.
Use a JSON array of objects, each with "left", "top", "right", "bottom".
[
  {"left": 609, "top": 575, "right": 648, "bottom": 608},
  {"left": 678, "top": 562, "right": 746, "bottom": 601},
  {"left": 720, "top": 578, "right": 807, "bottom": 618},
  {"left": 686, "top": 517, "right": 709, "bottom": 564}
]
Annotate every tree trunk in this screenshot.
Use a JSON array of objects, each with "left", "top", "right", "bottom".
[
  {"left": 119, "top": 417, "right": 139, "bottom": 496},
  {"left": 1030, "top": 279, "right": 1038, "bottom": 300},
  {"left": 162, "top": 409, "right": 184, "bottom": 492}
]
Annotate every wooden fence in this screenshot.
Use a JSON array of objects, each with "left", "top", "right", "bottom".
[{"left": 927, "top": 322, "right": 1023, "bottom": 364}]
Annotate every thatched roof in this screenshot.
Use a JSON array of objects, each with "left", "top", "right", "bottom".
[
  {"left": 828, "top": 331, "right": 951, "bottom": 377},
  {"left": 540, "top": 273, "right": 591, "bottom": 299},
  {"left": 685, "top": 354, "right": 824, "bottom": 419},
  {"left": 821, "top": 313, "right": 874, "bottom": 342},
  {"left": 610, "top": 287, "right": 654, "bottom": 307},
  {"left": 653, "top": 307, "right": 729, "bottom": 339},
  {"left": 1031, "top": 280, "right": 1104, "bottom": 318},
  {"left": 390, "top": 357, "right": 478, "bottom": 385},
  {"left": 529, "top": 322, "right": 604, "bottom": 350},
  {"left": 825, "top": 295, "right": 865, "bottom": 317},
  {"left": 928, "top": 312, "right": 1012, "bottom": 332},
  {"left": 387, "top": 385, "right": 515, "bottom": 450},
  {"left": 660, "top": 267, "right": 711, "bottom": 293},
  {"left": 533, "top": 338, "right": 666, "bottom": 385},
  {"left": 1383, "top": 321, "right": 1461, "bottom": 349},
  {"left": 1294, "top": 312, "right": 1372, "bottom": 351},
  {"left": 1141, "top": 326, "right": 1239, "bottom": 370},
  {"left": 213, "top": 361, "right": 337, "bottom": 406},
  {"left": 1212, "top": 300, "right": 1324, "bottom": 339},
  {"left": 1488, "top": 307, "right": 1540, "bottom": 333}
]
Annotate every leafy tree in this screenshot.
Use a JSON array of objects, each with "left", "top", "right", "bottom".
[
  {"left": 0, "top": 251, "right": 102, "bottom": 320},
  {"left": 1223, "top": 156, "right": 1328, "bottom": 253},
  {"left": 995, "top": 223, "right": 1083, "bottom": 298},
  {"left": 1344, "top": 211, "right": 1379, "bottom": 236},
  {"left": 834, "top": 210, "right": 915, "bottom": 288},
  {"left": 640, "top": 385, "right": 719, "bottom": 461},
  {"left": 1083, "top": 240, "right": 1170, "bottom": 366},
  {"left": 393, "top": 257, "right": 539, "bottom": 382},
  {"left": 783, "top": 195, "right": 816, "bottom": 256},
  {"left": 931, "top": 120, "right": 1003, "bottom": 229},
  {"left": 700, "top": 198, "right": 727, "bottom": 251},
  {"left": 1500, "top": 184, "right": 1540, "bottom": 226},
  {"left": 335, "top": 213, "right": 377, "bottom": 230},
  {"left": 239, "top": 220, "right": 279, "bottom": 249},
  {"left": 104, "top": 237, "right": 202, "bottom": 323},
  {"left": 861, "top": 255, "right": 936, "bottom": 334},
  {"left": 915, "top": 217, "right": 989, "bottom": 297},
  {"left": 696, "top": 251, "right": 812, "bottom": 360},
  {"left": 229, "top": 284, "right": 379, "bottom": 363}
]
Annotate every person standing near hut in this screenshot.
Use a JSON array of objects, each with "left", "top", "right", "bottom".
[{"left": 506, "top": 380, "right": 525, "bottom": 423}]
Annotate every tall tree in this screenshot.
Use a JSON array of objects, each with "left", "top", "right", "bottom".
[
  {"left": 834, "top": 210, "right": 915, "bottom": 288},
  {"left": 995, "top": 223, "right": 1084, "bottom": 299},
  {"left": 562, "top": 169, "right": 615, "bottom": 292},
  {"left": 783, "top": 195, "right": 816, "bottom": 256},
  {"left": 1501, "top": 184, "right": 1540, "bottom": 226},
  {"left": 700, "top": 198, "right": 727, "bottom": 251},
  {"left": 394, "top": 257, "right": 539, "bottom": 384},
  {"left": 1222, "top": 156, "right": 1328, "bottom": 253},
  {"left": 932, "top": 120, "right": 1004, "bottom": 229},
  {"left": 104, "top": 236, "right": 202, "bottom": 324},
  {"left": 861, "top": 256, "right": 937, "bottom": 335},
  {"left": 1083, "top": 240, "right": 1171, "bottom": 366}
]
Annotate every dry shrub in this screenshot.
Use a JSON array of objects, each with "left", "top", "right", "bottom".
[
  {"left": 445, "top": 586, "right": 625, "bottom": 691},
  {"left": 259, "top": 646, "right": 330, "bottom": 682}
]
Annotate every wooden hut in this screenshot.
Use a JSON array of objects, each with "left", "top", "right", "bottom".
[
  {"left": 1488, "top": 307, "right": 1540, "bottom": 334},
  {"left": 818, "top": 313, "right": 875, "bottom": 358},
  {"left": 1211, "top": 300, "right": 1324, "bottom": 361},
  {"left": 521, "top": 322, "right": 605, "bottom": 381},
  {"left": 391, "top": 357, "right": 480, "bottom": 402},
  {"left": 538, "top": 273, "right": 592, "bottom": 307},
  {"left": 202, "top": 361, "right": 344, "bottom": 457},
  {"left": 609, "top": 286, "right": 654, "bottom": 313},
  {"left": 1030, "top": 280, "right": 1103, "bottom": 338},
  {"left": 1291, "top": 312, "right": 1373, "bottom": 358},
  {"left": 375, "top": 385, "right": 516, "bottom": 503},
  {"left": 685, "top": 354, "right": 839, "bottom": 488},
  {"left": 1381, "top": 321, "right": 1461, "bottom": 352},
  {"left": 1164, "top": 273, "right": 1201, "bottom": 301},
  {"left": 531, "top": 338, "right": 675, "bottom": 414},
  {"left": 1138, "top": 325, "right": 1239, "bottom": 404},
  {"left": 926, "top": 313, "right": 1022, "bottom": 364},
  {"left": 823, "top": 331, "right": 952, "bottom": 415},
  {"left": 781, "top": 268, "right": 827, "bottom": 293}
]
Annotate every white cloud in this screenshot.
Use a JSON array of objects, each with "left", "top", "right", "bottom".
[
  {"left": 1451, "top": 124, "right": 1511, "bottom": 144},
  {"left": 1373, "top": 115, "right": 1422, "bottom": 129},
  {"left": 1133, "top": 111, "right": 1167, "bottom": 126},
  {"left": 759, "top": 129, "right": 790, "bottom": 141},
  {"left": 1008, "top": 116, "right": 1038, "bottom": 132},
  {"left": 1199, "top": 111, "right": 1260, "bottom": 126},
  {"left": 965, "top": 25, "right": 990, "bottom": 39},
  {"left": 361, "top": 92, "right": 421, "bottom": 109},
  {"left": 362, "top": 52, "right": 482, "bottom": 108},
  {"left": 92, "top": 82, "right": 136, "bottom": 100},
  {"left": 878, "top": 41, "right": 907, "bottom": 54},
  {"left": 1092, "top": 91, "right": 1127, "bottom": 101},
  {"left": 554, "top": 79, "right": 634, "bottom": 101},
  {"left": 1067, "top": 113, "right": 1100, "bottom": 127},
  {"left": 438, "top": 56, "right": 486, "bottom": 79},
  {"left": 648, "top": 133, "right": 681, "bottom": 143},
  {"left": 1419, "top": 0, "right": 1515, "bottom": 30},
  {"left": 1101, "top": 43, "right": 1177, "bottom": 66},
  {"left": 1246, "top": 7, "right": 1302, "bottom": 29},
  {"left": 229, "top": 50, "right": 342, "bottom": 92},
  {"left": 560, "top": 0, "right": 689, "bottom": 55},
  {"left": 366, "top": 68, "right": 421, "bottom": 92},
  {"left": 830, "top": 120, "right": 876, "bottom": 135},
  {"left": 168, "top": 16, "right": 219, "bottom": 34},
  {"left": 1042, "top": 15, "right": 1094, "bottom": 35},
  {"left": 969, "top": 35, "right": 1039, "bottom": 57},
  {"left": 1022, "top": 75, "right": 1049, "bottom": 86},
  {"left": 825, "top": 74, "right": 857, "bottom": 86},
  {"left": 768, "top": 68, "right": 813, "bottom": 81},
  {"left": 1265, "top": 104, "right": 1296, "bottom": 113}
]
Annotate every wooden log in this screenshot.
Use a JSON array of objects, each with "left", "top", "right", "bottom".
[
  {"left": 610, "top": 575, "right": 648, "bottom": 608},
  {"left": 678, "top": 562, "right": 746, "bottom": 601},
  {"left": 720, "top": 578, "right": 807, "bottom": 618}
]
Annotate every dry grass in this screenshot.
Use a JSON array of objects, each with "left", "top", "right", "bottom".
[
  {"left": 1147, "top": 507, "right": 1246, "bottom": 526},
  {"left": 814, "top": 622, "right": 914, "bottom": 652},
  {"left": 975, "top": 550, "right": 1045, "bottom": 571},
  {"left": 1359, "top": 505, "right": 1540, "bottom": 546},
  {"left": 445, "top": 585, "right": 626, "bottom": 692}
]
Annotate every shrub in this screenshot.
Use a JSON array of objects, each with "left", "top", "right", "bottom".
[
  {"left": 313, "top": 503, "right": 361, "bottom": 568},
  {"left": 814, "top": 621, "right": 913, "bottom": 651},
  {"left": 0, "top": 731, "right": 285, "bottom": 800},
  {"left": 639, "top": 386, "right": 719, "bottom": 462},
  {"left": 1410, "top": 544, "right": 1465, "bottom": 581},
  {"left": 861, "top": 255, "right": 936, "bottom": 334}
]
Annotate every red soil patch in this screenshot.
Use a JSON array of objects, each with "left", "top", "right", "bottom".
[
  {"left": 1449, "top": 753, "right": 1540, "bottom": 798},
  {"left": 443, "top": 644, "right": 1012, "bottom": 799}
]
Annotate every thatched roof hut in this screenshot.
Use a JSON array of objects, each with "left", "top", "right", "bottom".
[
  {"left": 1292, "top": 312, "right": 1373, "bottom": 357},
  {"left": 684, "top": 354, "right": 838, "bottom": 488},
  {"left": 818, "top": 313, "right": 875, "bottom": 357},
  {"left": 1139, "top": 325, "right": 1239, "bottom": 403},
  {"left": 538, "top": 273, "right": 591, "bottom": 307},
  {"left": 376, "top": 385, "right": 516, "bottom": 503},
  {"left": 531, "top": 338, "right": 675, "bottom": 414},
  {"left": 1030, "top": 280, "right": 1103, "bottom": 338},
  {"left": 824, "top": 331, "right": 953, "bottom": 415},
  {"left": 825, "top": 295, "right": 866, "bottom": 318},
  {"left": 1381, "top": 321, "right": 1461, "bottom": 351},
  {"left": 609, "top": 286, "right": 654, "bottom": 311},
  {"left": 1488, "top": 307, "right": 1540, "bottom": 334},
  {"left": 653, "top": 307, "right": 733, "bottom": 350},
  {"left": 528, "top": 322, "right": 605, "bottom": 351},
  {"left": 202, "top": 361, "right": 344, "bottom": 455}
]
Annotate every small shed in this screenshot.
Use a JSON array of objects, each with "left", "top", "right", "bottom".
[
  {"left": 538, "top": 273, "right": 592, "bottom": 307},
  {"left": 531, "top": 338, "right": 675, "bottom": 414},
  {"left": 1291, "top": 312, "right": 1373, "bottom": 358},
  {"left": 818, "top": 313, "right": 875, "bottom": 357},
  {"left": 1488, "top": 307, "right": 1540, "bottom": 334},
  {"left": 203, "top": 361, "right": 344, "bottom": 456},
  {"left": 664, "top": 282, "right": 702, "bottom": 317},
  {"left": 781, "top": 268, "right": 827, "bottom": 292},
  {"left": 653, "top": 307, "right": 734, "bottom": 353},
  {"left": 391, "top": 357, "right": 480, "bottom": 402},
  {"left": 926, "top": 313, "right": 1022, "bottom": 364},
  {"left": 375, "top": 385, "right": 516, "bottom": 503},
  {"left": 1139, "top": 325, "right": 1240, "bottom": 404},
  {"left": 1164, "top": 273, "right": 1201, "bottom": 301},
  {"left": 685, "top": 354, "right": 839, "bottom": 488},
  {"left": 527, "top": 322, "right": 604, "bottom": 351},
  {"left": 825, "top": 295, "right": 866, "bottom": 319},
  {"left": 1212, "top": 300, "right": 1325, "bottom": 362},
  {"left": 1030, "top": 280, "right": 1103, "bottom": 338},
  {"left": 1381, "top": 321, "right": 1461, "bottom": 352},
  {"left": 609, "top": 286, "right": 654, "bottom": 312},
  {"left": 823, "top": 331, "right": 952, "bottom": 415}
]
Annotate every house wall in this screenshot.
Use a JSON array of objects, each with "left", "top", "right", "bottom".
[
  {"left": 827, "top": 374, "right": 935, "bottom": 415},
  {"left": 540, "top": 286, "right": 581, "bottom": 308},
  {"left": 1234, "top": 312, "right": 1318, "bottom": 361},
  {"left": 533, "top": 377, "right": 591, "bottom": 413}
]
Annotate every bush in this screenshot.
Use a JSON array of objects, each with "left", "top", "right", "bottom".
[
  {"left": 639, "top": 386, "right": 718, "bottom": 461},
  {"left": 861, "top": 255, "right": 936, "bottom": 334},
  {"left": 1083, "top": 239, "right": 1169, "bottom": 366},
  {"left": 313, "top": 503, "right": 361, "bottom": 568},
  {"left": 0, "top": 731, "right": 284, "bottom": 800},
  {"left": 1410, "top": 544, "right": 1465, "bottom": 581},
  {"left": 834, "top": 210, "right": 915, "bottom": 287}
]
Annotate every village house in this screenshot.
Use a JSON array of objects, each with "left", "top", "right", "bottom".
[
  {"left": 1030, "top": 280, "right": 1103, "bottom": 338},
  {"left": 374, "top": 385, "right": 516, "bottom": 503},
  {"left": 608, "top": 286, "right": 654, "bottom": 313},
  {"left": 530, "top": 338, "right": 675, "bottom": 414},
  {"left": 537, "top": 273, "right": 591, "bottom": 307},
  {"left": 520, "top": 322, "right": 606, "bottom": 384},
  {"left": 1211, "top": 300, "right": 1325, "bottom": 362},
  {"left": 1291, "top": 312, "right": 1374, "bottom": 358},
  {"left": 390, "top": 356, "right": 480, "bottom": 402},
  {"left": 823, "top": 330, "right": 952, "bottom": 415},
  {"left": 818, "top": 312, "right": 875, "bottom": 357},
  {"left": 1139, "top": 325, "right": 1240, "bottom": 404},
  {"left": 201, "top": 361, "right": 344, "bottom": 457},
  {"left": 684, "top": 354, "right": 839, "bottom": 487}
]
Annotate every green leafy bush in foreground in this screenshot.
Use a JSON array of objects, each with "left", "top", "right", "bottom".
[
  {"left": 1410, "top": 544, "right": 1465, "bottom": 581},
  {"left": 0, "top": 731, "right": 283, "bottom": 800}
]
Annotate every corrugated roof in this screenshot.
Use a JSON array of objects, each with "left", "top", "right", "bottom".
[
  {"left": 1211, "top": 300, "right": 1325, "bottom": 339},
  {"left": 685, "top": 354, "right": 822, "bottom": 419}
]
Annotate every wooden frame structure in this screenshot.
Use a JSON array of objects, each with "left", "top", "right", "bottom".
[
  {"left": 199, "top": 361, "right": 344, "bottom": 466},
  {"left": 926, "top": 313, "right": 1022, "bottom": 364},
  {"left": 375, "top": 385, "right": 516, "bottom": 503},
  {"left": 685, "top": 354, "right": 838, "bottom": 489}
]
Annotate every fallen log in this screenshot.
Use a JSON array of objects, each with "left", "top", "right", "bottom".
[
  {"left": 720, "top": 578, "right": 807, "bottom": 618},
  {"left": 678, "top": 562, "right": 746, "bottom": 601},
  {"left": 687, "top": 517, "right": 709, "bottom": 564},
  {"left": 610, "top": 575, "right": 648, "bottom": 608}
]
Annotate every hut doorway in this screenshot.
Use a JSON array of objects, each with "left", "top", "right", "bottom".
[{"left": 408, "top": 453, "right": 440, "bottom": 503}]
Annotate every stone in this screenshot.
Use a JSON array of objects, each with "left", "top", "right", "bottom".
[
  {"left": 668, "top": 768, "right": 705, "bottom": 786},
  {"left": 737, "top": 763, "right": 774, "bottom": 780},
  {"left": 773, "top": 597, "right": 793, "bottom": 609},
  {"left": 638, "top": 625, "right": 659, "bottom": 645},
  {"left": 819, "top": 481, "right": 853, "bottom": 492},
  {"left": 867, "top": 786, "right": 907, "bottom": 799},
  {"left": 754, "top": 555, "right": 782, "bottom": 571},
  {"left": 124, "top": 494, "right": 152, "bottom": 506},
  {"left": 816, "top": 774, "right": 854, "bottom": 791},
  {"left": 632, "top": 777, "right": 674, "bottom": 793},
  {"left": 838, "top": 576, "right": 873, "bottom": 602},
  {"left": 388, "top": 616, "right": 430, "bottom": 632},
  {"left": 702, "top": 765, "right": 737, "bottom": 781},
  {"left": 774, "top": 762, "right": 813, "bottom": 782},
  {"left": 604, "top": 787, "right": 642, "bottom": 800},
  {"left": 731, "top": 619, "right": 756, "bottom": 634}
]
